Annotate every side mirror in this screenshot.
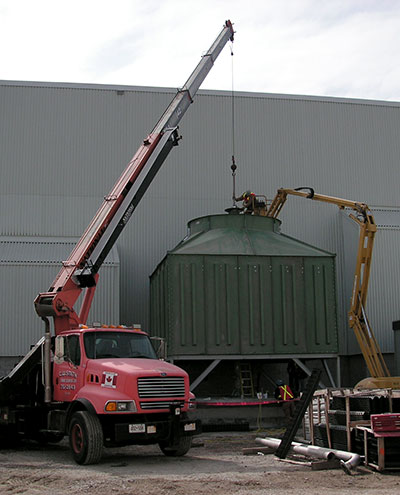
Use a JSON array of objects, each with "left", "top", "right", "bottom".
[
  {"left": 54, "top": 336, "right": 65, "bottom": 364},
  {"left": 150, "top": 336, "right": 167, "bottom": 361}
]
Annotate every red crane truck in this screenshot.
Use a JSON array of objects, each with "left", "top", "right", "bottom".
[{"left": 0, "top": 20, "right": 234, "bottom": 464}]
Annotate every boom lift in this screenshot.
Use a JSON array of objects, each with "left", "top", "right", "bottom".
[
  {"left": 0, "top": 20, "right": 234, "bottom": 464},
  {"left": 267, "top": 187, "right": 400, "bottom": 389}
]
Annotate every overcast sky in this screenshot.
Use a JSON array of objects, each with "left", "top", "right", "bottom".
[{"left": 1, "top": 0, "right": 400, "bottom": 101}]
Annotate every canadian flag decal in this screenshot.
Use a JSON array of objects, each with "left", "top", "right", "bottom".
[{"left": 101, "top": 371, "right": 118, "bottom": 388}]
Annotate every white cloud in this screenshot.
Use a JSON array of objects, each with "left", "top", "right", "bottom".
[{"left": 1, "top": 0, "right": 400, "bottom": 101}]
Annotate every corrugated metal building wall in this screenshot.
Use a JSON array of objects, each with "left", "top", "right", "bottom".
[
  {"left": 1, "top": 80, "right": 399, "bottom": 360},
  {"left": 0, "top": 237, "right": 119, "bottom": 357}
]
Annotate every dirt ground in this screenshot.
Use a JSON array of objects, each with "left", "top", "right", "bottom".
[{"left": 0, "top": 431, "right": 399, "bottom": 495}]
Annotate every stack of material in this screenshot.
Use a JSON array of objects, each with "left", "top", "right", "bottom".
[{"left": 309, "top": 388, "right": 400, "bottom": 470}]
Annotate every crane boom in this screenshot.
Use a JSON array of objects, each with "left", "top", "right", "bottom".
[
  {"left": 34, "top": 20, "right": 234, "bottom": 334},
  {"left": 267, "top": 187, "right": 393, "bottom": 384}
]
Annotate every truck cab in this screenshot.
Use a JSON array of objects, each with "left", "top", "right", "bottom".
[{"left": 52, "top": 325, "right": 197, "bottom": 464}]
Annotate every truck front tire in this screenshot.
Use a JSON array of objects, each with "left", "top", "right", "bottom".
[
  {"left": 159, "top": 435, "right": 192, "bottom": 456},
  {"left": 68, "top": 411, "right": 103, "bottom": 465}
]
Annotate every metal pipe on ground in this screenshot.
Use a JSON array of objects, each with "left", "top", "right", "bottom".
[{"left": 255, "top": 437, "right": 361, "bottom": 474}]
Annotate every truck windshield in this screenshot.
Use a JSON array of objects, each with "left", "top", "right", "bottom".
[{"left": 84, "top": 331, "right": 157, "bottom": 360}]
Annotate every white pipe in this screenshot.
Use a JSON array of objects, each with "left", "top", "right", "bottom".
[{"left": 256, "top": 437, "right": 361, "bottom": 474}]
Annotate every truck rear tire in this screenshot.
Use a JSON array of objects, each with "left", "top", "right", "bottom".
[
  {"left": 159, "top": 435, "right": 192, "bottom": 456},
  {"left": 68, "top": 411, "right": 103, "bottom": 465}
]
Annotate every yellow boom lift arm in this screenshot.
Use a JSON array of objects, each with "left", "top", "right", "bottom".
[{"left": 267, "top": 187, "right": 400, "bottom": 389}]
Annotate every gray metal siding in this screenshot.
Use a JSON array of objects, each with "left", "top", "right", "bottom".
[
  {"left": 368, "top": 228, "right": 400, "bottom": 354},
  {"left": 1, "top": 80, "right": 400, "bottom": 356},
  {"left": 0, "top": 237, "right": 119, "bottom": 356}
]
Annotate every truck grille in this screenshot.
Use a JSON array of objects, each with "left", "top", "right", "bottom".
[{"left": 137, "top": 377, "right": 185, "bottom": 398}]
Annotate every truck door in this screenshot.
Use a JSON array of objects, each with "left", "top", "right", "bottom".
[{"left": 53, "top": 334, "right": 83, "bottom": 402}]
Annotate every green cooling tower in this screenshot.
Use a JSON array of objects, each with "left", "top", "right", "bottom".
[{"left": 150, "top": 213, "right": 338, "bottom": 358}]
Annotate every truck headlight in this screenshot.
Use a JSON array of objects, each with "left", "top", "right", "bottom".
[{"left": 105, "top": 400, "right": 137, "bottom": 412}]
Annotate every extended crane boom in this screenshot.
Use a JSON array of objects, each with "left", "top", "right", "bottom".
[
  {"left": 34, "top": 20, "right": 234, "bottom": 334},
  {"left": 267, "top": 187, "right": 400, "bottom": 389}
]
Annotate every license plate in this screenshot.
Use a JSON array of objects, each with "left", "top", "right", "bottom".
[
  {"left": 184, "top": 422, "right": 196, "bottom": 432},
  {"left": 129, "top": 423, "right": 145, "bottom": 433}
]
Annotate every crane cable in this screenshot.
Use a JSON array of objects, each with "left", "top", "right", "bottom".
[{"left": 230, "top": 43, "right": 237, "bottom": 206}]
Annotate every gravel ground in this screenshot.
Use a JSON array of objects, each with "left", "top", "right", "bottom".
[{"left": 0, "top": 431, "right": 399, "bottom": 494}]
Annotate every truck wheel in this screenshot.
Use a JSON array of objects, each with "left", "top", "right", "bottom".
[
  {"left": 159, "top": 435, "right": 192, "bottom": 456},
  {"left": 68, "top": 411, "right": 103, "bottom": 465}
]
